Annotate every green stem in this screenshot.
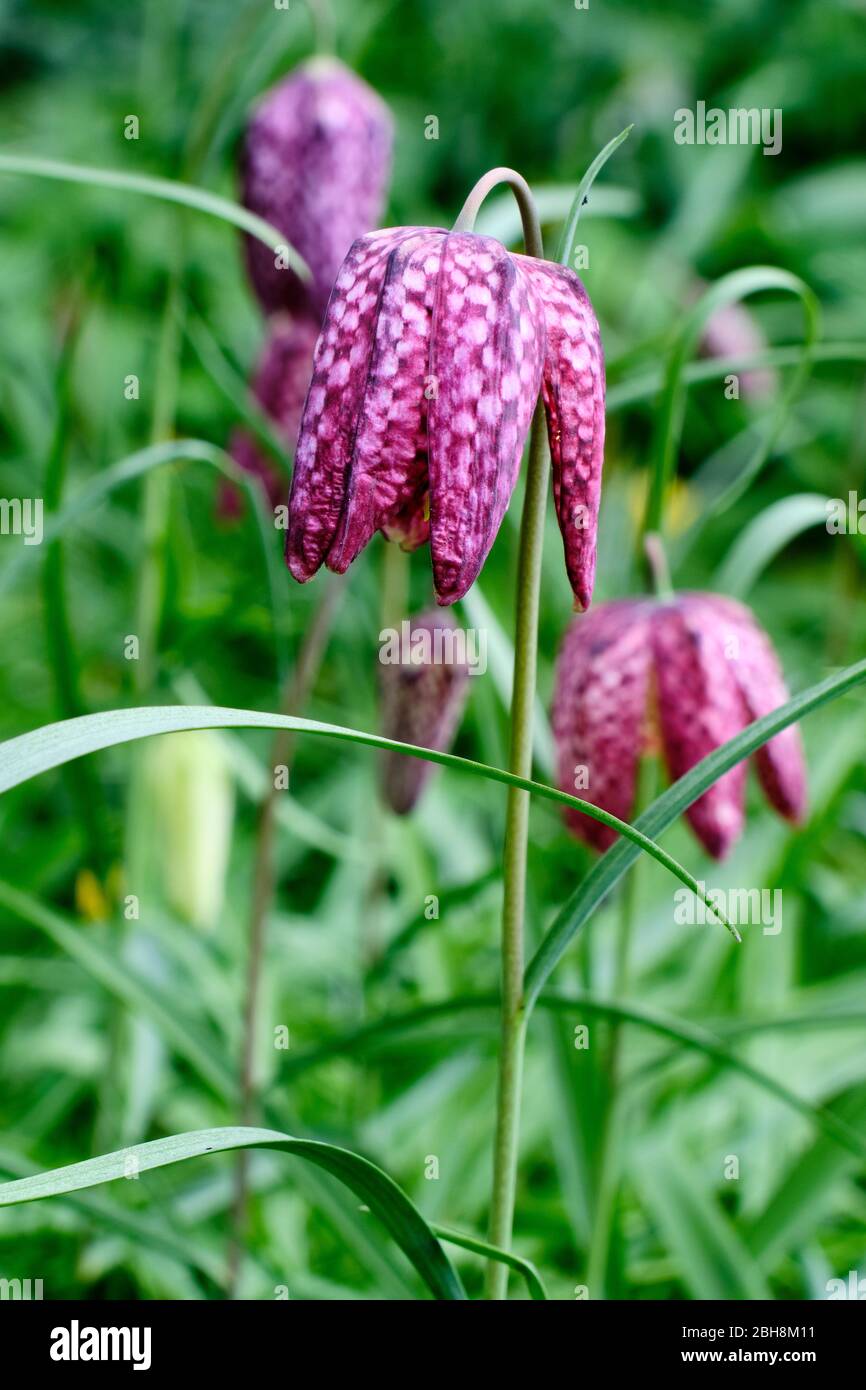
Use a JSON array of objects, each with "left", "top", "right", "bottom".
[
  {"left": 486, "top": 404, "right": 549, "bottom": 1298},
  {"left": 453, "top": 168, "right": 542, "bottom": 252},
  {"left": 453, "top": 168, "right": 546, "bottom": 1300},
  {"left": 644, "top": 531, "right": 674, "bottom": 602},
  {"left": 585, "top": 752, "right": 658, "bottom": 1297}
]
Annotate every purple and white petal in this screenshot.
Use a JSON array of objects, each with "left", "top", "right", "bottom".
[
  {"left": 285, "top": 228, "right": 425, "bottom": 582},
  {"left": 552, "top": 600, "right": 652, "bottom": 851},
  {"left": 652, "top": 598, "right": 747, "bottom": 859},
  {"left": 325, "top": 232, "right": 444, "bottom": 571},
  {"left": 700, "top": 595, "right": 807, "bottom": 823},
  {"left": 515, "top": 257, "right": 605, "bottom": 611},
  {"left": 427, "top": 233, "right": 544, "bottom": 605}
]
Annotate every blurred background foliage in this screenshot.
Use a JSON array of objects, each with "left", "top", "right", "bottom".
[{"left": 0, "top": 0, "right": 865, "bottom": 1299}]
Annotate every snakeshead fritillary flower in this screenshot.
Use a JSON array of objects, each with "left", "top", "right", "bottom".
[
  {"left": 552, "top": 593, "right": 806, "bottom": 858},
  {"left": 380, "top": 609, "right": 471, "bottom": 814},
  {"left": 220, "top": 313, "right": 319, "bottom": 517},
  {"left": 241, "top": 58, "right": 392, "bottom": 320},
  {"left": 286, "top": 227, "right": 605, "bottom": 607}
]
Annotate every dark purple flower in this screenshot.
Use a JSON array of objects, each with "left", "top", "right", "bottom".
[
  {"left": 552, "top": 593, "right": 806, "bottom": 858},
  {"left": 241, "top": 57, "right": 392, "bottom": 320},
  {"left": 380, "top": 609, "right": 471, "bottom": 814},
  {"left": 285, "top": 227, "right": 605, "bottom": 607},
  {"left": 219, "top": 313, "right": 319, "bottom": 517}
]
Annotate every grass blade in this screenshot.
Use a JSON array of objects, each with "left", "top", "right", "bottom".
[
  {"left": 0, "top": 704, "right": 738, "bottom": 937},
  {"left": 556, "top": 125, "right": 634, "bottom": 268},
  {"left": 524, "top": 657, "right": 866, "bottom": 1009},
  {"left": 0, "top": 1126, "right": 466, "bottom": 1301},
  {"left": 432, "top": 1223, "right": 547, "bottom": 1299},
  {"left": 0, "top": 153, "right": 308, "bottom": 273}
]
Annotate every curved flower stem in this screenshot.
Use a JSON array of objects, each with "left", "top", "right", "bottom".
[
  {"left": 486, "top": 409, "right": 549, "bottom": 1299},
  {"left": 644, "top": 531, "right": 675, "bottom": 601},
  {"left": 308, "top": 0, "right": 337, "bottom": 55},
  {"left": 452, "top": 168, "right": 546, "bottom": 1299},
  {"left": 453, "top": 167, "right": 544, "bottom": 259}
]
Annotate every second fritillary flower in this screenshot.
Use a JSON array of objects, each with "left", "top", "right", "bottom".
[{"left": 552, "top": 593, "right": 807, "bottom": 858}]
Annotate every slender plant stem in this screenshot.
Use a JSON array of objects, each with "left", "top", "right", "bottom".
[
  {"left": 584, "top": 895, "right": 633, "bottom": 1296},
  {"left": 585, "top": 758, "right": 655, "bottom": 1296},
  {"left": 485, "top": 403, "right": 549, "bottom": 1297},
  {"left": 453, "top": 168, "right": 548, "bottom": 1299},
  {"left": 644, "top": 531, "right": 675, "bottom": 601},
  {"left": 227, "top": 575, "right": 344, "bottom": 1294}
]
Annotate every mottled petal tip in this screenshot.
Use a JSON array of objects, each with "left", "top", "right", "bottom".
[
  {"left": 515, "top": 257, "right": 606, "bottom": 610},
  {"left": 285, "top": 229, "right": 426, "bottom": 582},
  {"left": 428, "top": 234, "right": 544, "bottom": 604},
  {"left": 552, "top": 601, "right": 652, "bottom": 851}
]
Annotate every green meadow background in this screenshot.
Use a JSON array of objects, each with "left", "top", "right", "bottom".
[{"left": 0, "top": 0, "right": 864, "bottom": 1299}]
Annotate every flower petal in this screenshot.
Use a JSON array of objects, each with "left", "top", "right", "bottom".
[
  {"left": 427, "top": 233, "right": 545, "bottom": 605},
  {"left": 325, "top": 233, "right": 444, "bottom": 572},
  {"left": 552, "top": 601, "right": 652, "bottom": 852},
  {"left": 700, "top": 595, "right": 807, "bottom": 823},
  {"left": 285, "top": 228, "right": 427, "bottom": 582},
  {"left": 514, "top": 257, "right": 605, "bottom": 610},
  {"left": 652, "top": 598, "right": 747, "bottom": 858}
]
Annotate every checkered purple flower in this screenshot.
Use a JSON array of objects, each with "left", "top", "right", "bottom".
[
  {"left": 552, "top": 593, "right": 807, "bottom": 858},
  {"left": 241, "top": 57, "right": 392, "bottom": 320},
  {"left": 285, "top": 227, "right": 605, "bottom": 607}
]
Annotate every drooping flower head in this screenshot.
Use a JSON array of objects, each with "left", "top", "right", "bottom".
[
  {"left": 286, "top": 227, "right": 605, "bottom": 607},
  {"left": 552, "top": 593, "right": 806, "bottom": 858},
  {"left": 380, "top": 609, "right": 471, "bottom": 814},
  {"left": 219, "top": 313, "right": 319, "bottom": 517},
  {"left": 241, "top": 57, "right": 393, "bottom": 320}
]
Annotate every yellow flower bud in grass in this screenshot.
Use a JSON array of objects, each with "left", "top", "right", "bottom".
[
  {"left": 142, "top": 731, "right": 235, "bottom": 931},
  {"left": 75, "top": 867, "right": 111, "bottom": 922}
]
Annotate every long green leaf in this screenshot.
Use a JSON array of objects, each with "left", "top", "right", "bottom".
[
  {"left": 432, "top": 1223, "right": 547, "bottom": 1299},
  {"left": 525, "top": 656, "right": 866, "bottom": 1009},
  {"left": 745, "top": 1089, "right": 866, "bottom": 1267},
  {"left": 606, "top": 341, "right": 866, "bottom": 414},
  {"left": 556, "top": 125, "right": 634, "bottom": 268},
  {"left": 0, "top": 1127, "right": 466, "bottom": 1301},
  {"left": 0, "top": 153, "right": 308, "bottom": 274},
  {"left": 0, "top": 704, "right": 737, "bottom": 937},
  {"left": 0, "top": 883, "right": 414, "bottom": 1296}
]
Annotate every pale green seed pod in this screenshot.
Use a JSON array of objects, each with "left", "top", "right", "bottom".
[{"left": 142, "top": 731, "right": 235, "bottom": 931}]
